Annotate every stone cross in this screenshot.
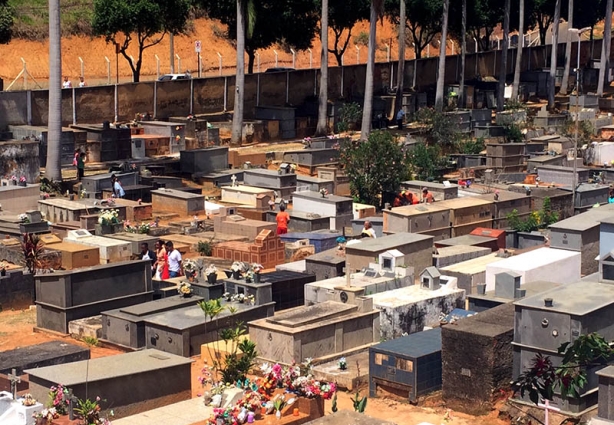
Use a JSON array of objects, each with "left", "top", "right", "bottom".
[
  {"left": 538, "top": 399, "right": 560, "bottom": 425},
  {"left": 231, "top": 174, "right": 237, "bottom": 187},
  {"left": 63, "top": 388, "right": 79, "bottom": 420},
  {"left": 8, "top": 368, "right": 20, "bottom": 400}
]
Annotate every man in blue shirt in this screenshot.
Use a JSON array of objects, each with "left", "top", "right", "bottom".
[{"left": 396, "top": 108, "right": 406, "bottom": 130}]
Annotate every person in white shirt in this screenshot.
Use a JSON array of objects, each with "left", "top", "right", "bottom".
[
  {"left": 62, "top": 76, "right": 72, "bottom": 89},
  {"left": 139, "top": 243, "right": 156, "bottom": 277},
  {"left": 78, "top": 77, "right": 86, "bottom": 87},
  {"left": 361, "top": 221, "right": 377, "bottom": 238},
  {"left": 165, "top": 241, "right": 182, "bottom": 278}
]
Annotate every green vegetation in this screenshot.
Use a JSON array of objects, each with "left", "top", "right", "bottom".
[
  {"left": 197, "top": 239, "right": 213, "bottom": 257},
  {"left": 8, "top": 0, "right": 93, "bottom": 40},
  {"left": 506, "top": 196, "right": 558, "bottom": 232},
  {"left": 336, "top": 102, "right": 362, "bottom": 133},
  {"left": 81, "top": 336, "right": 99, "bottom": 346},
  {"left": 0, "top": 0, "right": 13, "bottom": 44}
]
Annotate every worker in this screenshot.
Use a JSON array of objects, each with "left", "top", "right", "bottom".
[
  {"left": 276, "top": 204, "right": 290, "bottom": 235},
  {"left": 361, "top": 220, "right": 377, "bottom": 238},
  {"left": 422, "top": 187, "right": 434, "bottom": 203}
]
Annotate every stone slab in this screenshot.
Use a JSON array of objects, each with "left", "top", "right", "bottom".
[
  {"left": 302, "top": 411, "right": 396, "bottom": 425},
  {"left": 0, "top": 341, "right": 90, "bottom": 375},
  {"left": 267, "top": 301, "right": 356, "bottom": 328}
]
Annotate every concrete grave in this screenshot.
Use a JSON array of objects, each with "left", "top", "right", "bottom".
[
  {"left": 573, "top": 183, "right": 609, "bottom": 213},
  {"left": 179, "top": 147, "right": 229, "bottom": 175},
  {"left": 151, "top": 188, "right": 205, "bottom": 216},
  {"left": 280, "top": 230, "right": 342, "bottom": 253},
  {"left": 0, "top": 184, "right": 40, "bottom": 214},
  {"left": 38, "top": 198, "right": 128, "bottom": 224},
  {"left": 282, "top": 149, "right": 339, "bottom": 168},
  {"left": 141, "top": 121, "right": 186, "bottom": 153},
  {"left": 400, "top": 180, "right": 459, "bottom": 201},
  {"left": 64, "top": 229, "right": 131, "bottom": 264},
  {"left": 213, "top": 214, "right": 276, "bottom": 240},
  {"left": 350, "top": 217, "right": 384, "bottom": 238},
  {"left": 440, "top": 252, "right": 507, "bottom": 294},
  {"left": 0, "top": 139, "right": 41, "bottom": 183},
  {"left": 101, "top": 296, "right": 204, "bottom": 350},
  {"left": 433, "top": 245, "right": 491, "bottom": 268},
  {"left": 436, "top": 197, "right": 494, "bottom": 237},
  {"left": 468, "top": 276, "right": 560, "bottom": 312},
  {"left": 486, "top": 142, "right": 525, "bottom": 174},
  {"left": 212, "top": 229, "right": 284, "bottom": 269},
  {"left": 0, "top": 269, "right": 35, "bottom": 311},
  {"left": 107, "top": 232, "right": 159, "bottom": 256},
  {"left": 35, "top": 260, "right": 153, "bottom": 333},
  {"left": 221, "top": 185, "right": 274, "bottom": 209},
  {"left": 345, "top": 232, "right": 433, "bottom": 276},
  {"left": 0, "top": 341, "right": 90, "bottom": 376},
  {"left": 292, "top": 191, "right": 354, "bottom": 231},
  {"left": 26, "top": 349, "right": 192, "bottom": 419},
  {"left": 296, "top": 175, "right": 334, "bottom": 195},
  {"left": 47, "top": 242, "right": 100, "bottom": 269},
  {"left": 369, "top": 328, "right": 442, "bottom": 402},
  {"left": 513, "top": 280, "right": 614, "bottom": 413},
  {"left": 485, "top": 247, "right": 581, "bottom": 292},
  {"left": 593, "top": 366, "right": 614, "bottom": 425},
  {"left": 480, "top": 190, "right": 532, "bottom": 229},
  {"left": 81, "top": 172, "right": 139, "bottom": 197},
  {"left": 383, "top": 204, "right": 451, "bottom": 241},
  {"left": 434, "top": 234, "right": 499, "bottom": 252},
  {"left": 243, "top": 169, "right": 297, "bottom": 201},
  {"left": 537, "top": 165, "right": 590, "bottom": 188},
  {"left": 114, "top": 199, "right": 153, "bottom": 222},
  {"left": 265, "top": 210, "right": 331, "bottom": 233},
  {"left": 305, "top": 248, "right": 346, "bottom": 281},
  {"left": 241, "top": 270, "right": 316, "bottom": 311},
  {"left": 302, "top": 411, "right": 397, "bottom": 425},
  {"left": 526, "top": 154, "right": 567, "bottom": 174}
]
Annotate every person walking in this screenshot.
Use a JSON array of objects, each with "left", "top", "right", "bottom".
[
  {"left": 77, "top": 152, "right": 86, "bottom": 181},
  {"left": 153, "top": 240, "right": 167, "bottom": 280},
  {"left": 165, "top": 241, "right": 182, "bottom": 278},
  {"left": 138, "top": 242, "right": 156, "bottom": 277},
  {"left": 276, "top": 204, "right": 290, "bottom": 235}
]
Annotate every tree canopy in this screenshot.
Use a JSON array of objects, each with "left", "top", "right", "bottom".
[
  {"left": 0, "top": 0, "right": 13, "bottom": 44},
  {"left": 92, "top": 0, "right": 191, "bottom": 82},
  {"left": 386, "top": 0, "right": 443, "bottom": 58},
  {"left": 319, "top": 0, "right": 370, "bottom": 66},
  {"left": 200, "top": 0, "right": 319, "bottom": 74}
]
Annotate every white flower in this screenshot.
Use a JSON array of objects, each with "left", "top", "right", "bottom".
[{"left": 260, "top": 363, "right": 271, "bottom": 374}]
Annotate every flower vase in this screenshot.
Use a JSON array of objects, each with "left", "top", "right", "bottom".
[
  {"left": 253, "top": 273, "right": 261, "bottom": 283},
  {"left": 232, "top": 270, "right": 241, "bottom": 280},
  {"left": 0, "top": 269, "right": 5, "bottom": 277},
  {"left": 18, "top": 181, "right": 27, "bottom": 187},
  {"left": 207, "top": 273, "right": 217, "bottom": 284},
  {"left": 276, "top": 410, "right": 281, "bottom": 420},
  {"left": 95, "top": 222, "right": 121, "bottom": 235},
  {"left": 10, "top": 180, "right": 16, "bottom": 186},
  {"left": 245, "top": 276, "right": 252, "bottom": 283},
  {"left": 185, "top": 271, "right": 196, "bottom": 282},
  {"left": 212, "top": 394, "right": 223, "bottom": 408}
]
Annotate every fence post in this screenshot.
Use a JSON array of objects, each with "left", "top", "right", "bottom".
[
  {"left": 217, "top": 52, "right": 223, "bottom": 76},
  {"left": 290, "top": 48, "right": 296, "bottom": 68},
  {"left": 256, "top": 52, "right": 260, "bottom": 73},
  {"left": 176, "top": 54, "right": 181, "bottom": 73},
  {"left": 153, "top": 80, "right": 158, "bottom": 119},
  {"left": 356, "top": 45, "right": 360, "bottom": 64},
  {"left": 22, "top": 58, "right": 27, "bottom": 90},
  {"left": 308, "top": 48, "right": 312, "bottom": 69},
  {"left": 190, "top": 78, "right": 194, "bottom": 115},
  {"left": 114, "top": 84, "right": 118, "bottom": 123},
  {"left": 286, "top": 71, "right": 290, "bottom": 104},
  {"left": 223, "top": 76, "right": 228, "bottom": 111},
  {"left": 72, "top": 88, "right": 77, "bottom": 125},
  {"left": 274, "top": 50, "right": 278, "bottom": 67},
  {"left": 105, "top": 57, "right": 110, "bottom": 85},
  {"left": 78, "top": 57, "right": 84, "bottom": 79},
  {"left": 155, "top": 55, "right": 160, "bottom": 80},
  {"left": 257, "top": 73, "right": 260, "bottom": 106}
]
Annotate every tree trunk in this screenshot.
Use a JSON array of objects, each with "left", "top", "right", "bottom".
[
  {"left": 512, "top": 0, "right": 525, "bottom": 100},
  {"left": 247, "top": 49, "right": 255, "bottom": 74},
  {"left": 560, "top": 0, "right": 573, "bottom": 95},
  {"left": 395, "top": 0, "right": 406, "bottom": 116},
  {"left": 360, "top": 1, "right": 378, "bottom": 140},
  {"left": 497, "top": 0, "right": 510, "bottom": 111},
  {"left": 459, "top": 0, "right": 466, "bottom": 107},
  {"left": 46, "top": 0, "right": 62, "bottom": 181},
  {"left": 598, "top": 0, "right": 613, "bottom": 96},
  {"left": 231, "top": 0, "right": 245, "bottom": 144},
  {"left": 434, "top": 0, "right": 449, "bottom": 112},
  {"left": 333, "top": 52, "right": 343, "bottom": 67},
  {"left": 316, "top": 0, "right": 328, "bottom": 136},
  {"left": 548, "top": 0, "right": 561, "bottom": 109}
]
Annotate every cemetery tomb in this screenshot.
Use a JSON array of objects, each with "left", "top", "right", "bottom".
[
  {"left": 513, "top": 280, "right": 614, "bottom": 413},
  {"left": 144, "top": 300, "right": 275, "bottom": 357},
  {"left": 479, "top": 190, "right": 532, "bottom": 229},
  {"left": 243, "top": 169, "right": 297, "bottom": 201},
  {"left": 213, "top": 214, "right": 276, "bottom": 240},
  {"left": 0, "top": 270, "right": 35, "bottom": 311},
  {"left": 536, "top": 165, "right": 590, "bottom": 188},
  {"left": 0, "top": 209, "right": 49, "bottom": 236},
  {"left": 0, "top": 184, "right": 40, "bottom": 213},
  {"left": 352, "top": 203, "right": 377, "bottom": 220},
  {"left": 284, "top": 239, "right": 315, "bottom": 261},
  {"left": 255, "top": 106, "right": 295, "bottom": 139},
  {"left": 350, "top": 217, "right": 384, "bottom": 238},
  {"left": 400, "top": 180, "right": 459, "bottom": 201},
  {"left": 265, "top": 210, "right": 331, "bottom": 233},
  {"left": 64, "top": 230, "right": 131, "bottom": 264},
  {"left": 546, "top": 136, "right": 574, "bottom": 154},
  {"left": 249, "top": 299, "right": 380, "bottom": 364},
  {"left": 107, "top": 232, "right": 159, "bottom": 256},
  {"left": 574, "top": 183, "right": 609, "bottom": 213},
  {"left": 441, "top": 303, "right": 515, "bottom": 415},
  {"left": 220, "top": 185, "right": 274, "bottom": 208},
  {"left": 70, "top": 123, "right": 131, "bottom": 162},
  {"left": 198, "top": 169, "right": 245, "bottom": 188},
  {"left": 280, "top": 230, "right": 342, "bottom": 253},
  {"left": 467, "top": 274, "right": 560, "bottom": 312},
  {"left": 151, "top": 188, "right": 205, "bottom": 216},
  {"left": 213, "top": 229, "right": 284, "bottom": 269},
  {"left": 526, "top": 154, "right": 567, "bottom": 174},
  {"left": 35, "top": 260, "right": 153, "bottom": 333},
  {"left": 434, "top": 234, "right": 499, "bottom": 252},
  {"left": 0, "top": 341, "right": 90, "bottom": 376},
  {"left": 292, "top": 191, "right": 353, "bottom": 231},
  {"left": 440, "top": 253, "right": 505, "bottom": 294},
  {"left": 114, "top": 199, "right": 153, "bottom": 222},
  {"left": 345, "top": 232, "right": 433, "bottom": 275},
  {"left": 508, "top": 184, "right": 574, "bottom": 220},
  {"left": 484, "top": 247, "right": 581, "bottom": 292},
  {"left": 435, "top": 197, "right": 494, "bottom": 237},
  {"left": 282, "top": 148, "right": 339, "bottom": 168},
  {"left": 486, "top": 142, "right": 525, "bottom": 173},
  {"left": 222, "top": 277, "right": 273, "bottom": 306},
  {"left": 433, "top": 245, "right": 491, "bottom": 268},
  {"left": 179, "top": 146, "right": 229, "bottom": 174},
  {"left": 80, "top": 172, "right": 139, "bottom": 197},
  {"left": 243, "top": 270, "right": 317, "bottom": 311},
  {"left": 469, "top": 227, "right": 506, "bottom": 251},
  {"left": 302, "top": 411, "right": 397, "bottom": 425},
  {"left": 38, "top": 198, "right": 128, "bottom": 224},
  {"left": 101, "top": 296, "right": 204, "bottom": 349},
  {"left": 369, "top": 328, "right": 442, "bottom": 402},
  {"left": 474, "top": 125, "right": 505, "bottom": 138},
  {"left": 296, "top": 175, "right": 334, "bottom": 195},
  {"left": 26, "top": 349, "right": 191, "bottom": 419},
  {"left": 141, "top": 121, "right": 186, "bottom": 153},
  {"left": 370, "top": 269, "right": 464, "bottom": 339},
  {"left": 593, "top": 366, "right": 614, "bottom": 425},
  {"left": 383, "top": 204, "right": 451, "bottom": 241},
  {"left": 305, "top": 248, "right": 346, "bottom": 281},
  {"left": 47, "top": 242, "right": 100, "bottom": 269}
]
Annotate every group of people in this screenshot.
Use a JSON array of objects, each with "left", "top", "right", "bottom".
[
  {"left": 392, "top": 188, "right": 434, "bottom": 207},
  {"left": 63, "top": 76, "right": 86, "bottom": 88},
  {"left": 139, "top": 240, "right": 183, "bottom": 279}
]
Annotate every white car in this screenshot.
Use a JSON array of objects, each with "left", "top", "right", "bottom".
[{"left": 157, "top": 73, "right": 191, "bottom": 81}]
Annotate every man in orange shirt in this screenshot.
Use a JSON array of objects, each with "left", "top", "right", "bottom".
[
  {"left": 276, "top": 204, "right": 290, "bottom": 235},
  {"left": 422, "top": 187, "right": 434, "bottom": 203}
]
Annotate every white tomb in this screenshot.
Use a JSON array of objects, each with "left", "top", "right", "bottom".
[{"left": 64, "top": 229, "right": 131, "bottom": 264}]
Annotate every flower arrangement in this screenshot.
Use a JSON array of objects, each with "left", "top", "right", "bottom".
[
  {"left": 338, "top": 357, "right": 347, "bottom": 370},
  {"left": 47, "top": 384, "right": 69, "bottom": 414},
  {"left": 10, "top": 175, "right": 17, "bottom": 182},
  {"left": 233, "top": 293, "right": 255, "bottom": 304},
  {"left": 74, "top": 396, "right": 113, "bottom": 425},
  {"left": 98, "top": 209, "right": 120, "bottom": 226},
  {"left": 178, "top": 281, "right": 192, "bottom": 296},
  {"left": 231, "top": 261, "right": 246, "bottom": 273},
  {"left": 19, "top": 176, "right": 27, "bottom": 183},
  {"left": 80, "top": 188, "right": 87, "bottom": 199},
  {"left": 183, "top": 259, "right": 198, "bottom": 273},
  {"left": 22, "top": 393, "right": 37, "bottom": 406},
  {"left": 19, "top": 213, "right": 30, "bottom": 224},
  {"left": 33, "top": 407, "right": 59, "bottom": 422},
  {"left": 251, "top": 263, "right": 264, "bottom": 274},
  {"left": 319, "top": 188, "right": 328, "bottom": 198},
  {"left": 205, "top": 264, "right": 217, "bottom": 276},
  {"left": 125, "top": 221, "right": 154, "bottom": 234},
  {"left": 259, "top": 361, "right": 336, "bottom": 400}
]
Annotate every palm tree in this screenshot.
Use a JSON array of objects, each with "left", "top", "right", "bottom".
[
  {"left": 497, "top": 0, "right": 511, "bottom": 112},
  {"left": 395, "top": 0, "right": 406, "bottom": 115},
  {"left": 231, "top": 0, "right": 255, "bottom": 145},
  {"left": 46, "top": 0, "right": 62, "bottom": 181},
  {"left": 548, "top": 0, "right": 561, "bottom": 109},
  {"left": 598, "top": 0, "right": 613, "bottom": 96},
  {"left": 512, "top": 0, "right": 525, "bottom": 100},
  {"left": 434, "top": 0, "right": 450, "bottom": 112},
  {"left": 459, "top": 0, "right": 466, "bottom": 107},
  {"left": 315, "top": 0, "right": 328, "bottom": 136},
  {"left": 360, "top": 0, "right": 383, "bottom": 140},
  {"left": 560, "top": 0, "right": 574, "bottom": 95}
]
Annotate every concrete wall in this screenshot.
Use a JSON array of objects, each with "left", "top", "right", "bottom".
[
  {"left": 0, "top": 141, "right": 40, "bottom": 183},
  {"left": 0, "top": 270, "right": 34, "bottom": 310},
  {"left": 0, "top": 41, "right": 592, "bottom": 128}
]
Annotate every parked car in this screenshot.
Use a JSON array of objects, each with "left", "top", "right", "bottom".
[
  {"left": 158, "top": 73, "right": 191, "bottom": 81},
  {"left": 264, "top": 67, "right": 295, "bottom": 73}
]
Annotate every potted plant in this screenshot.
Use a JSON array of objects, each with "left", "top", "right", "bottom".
[
  {"left": 205, "top": 264, "right": 218, "bottom": 284},
  {"left": 10, "top": 175, "right": 17, "bottom": 185},
  {"left": 338, "top": 357, "right": 347, "bottom": 370},
  {"left": 231, "top": 261, "right": 244, "bottom": 280},
  {"left": 183, "top": 259, "right": 198, "bottom": 282},
  {"left": 19, "top": 176, "right": 27, "bottom": 187},
  {"left": 178, "top": 281, "right": 193, "bottom": 298},
  {"left": 245, "top": 270, "right": 254, "bottom": 283},
  {"left": 251, "top": 263, "right": 264, "bottom": 283},
  {"left": 96, "top": 209, "right": 122, "bottom": 235},
  {"left": 319, "top": 188, "right": 328, "bottom": 198}
]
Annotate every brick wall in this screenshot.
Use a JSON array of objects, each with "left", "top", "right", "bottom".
[
  {"left": 213, "top": 215, "right": 277, "bottom": 240},
  {"left": 212, "top": 229, "right": 284, "bottom": 269}
]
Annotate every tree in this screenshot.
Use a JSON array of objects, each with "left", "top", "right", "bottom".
[
  {"left": 326, "top": 0, "right": 370, "bottom": 66},
  {"left": 459, "top": 0, "right": 466, "bottom": 106},
  {"left": 434, "top": 0, "right": 449, "bottom": 112},
  {"left": 514, "top": 333, "right": 613, "bottom": 405},
  {"left": 526, "top": 0, "right": 567, "bottom": 46},
  {"left": 202, "top": 0, "right": 319, "bottom": 74},
  {"left": 360, "top": 0, "right": 384, "bottom": 140},
  {"left": 449, "top": 0, "right": 503, "bottom": 52},
  {"left": 315, "top": 0, "right": 328, "bottom": 136},
  {"left": 46, "top": 0, "right": 62, "bottom": 182},
  {"left": 511, "top": 0, "right": 525, "bottom": 100},
  {"left": 559, "top": 0, "right": 573, "bottom": 95},
  {"left": 386, "top": 0, "right": 443, "bottom": 59},
  {"left": 395, "top": 0, "right": 406, "bottom": 113},
  {"left": 598, "top": 0, "right": 613, "bottom": 97},
  {"left": 548, "top": 0, "right": 561, "bottom": 109},
  {"left": 497, "top": 0, "right": 510, "bottom": 112},
  {"left": 339, "top": 131, "right": 410, "bottom": 207},
  {"left": 231, "top": 0, "right": 246, "bottom": 145},
  {"left": 92, "top": 0, "right": 191, "bottom": 82},
  {"left": 0, "top": 0, "right": 13, "bottom": 44}
]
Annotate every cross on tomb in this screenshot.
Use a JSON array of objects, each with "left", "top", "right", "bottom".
[
  {"left": 231, "top": 174, "right": 237, "bottom": 187},
  {"left": 8, "top": 368, "right": 20, "bottom": 400},
  {"left": 63, "top": 388, "right": 79, "bottom": 420},
  {"left": 538, "top": 399, "right": 560, "bottom": 425}
]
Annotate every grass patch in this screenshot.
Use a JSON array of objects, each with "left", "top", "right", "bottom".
[{"left": 8, "top": 0, "right": 94, "bottom": 40}]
